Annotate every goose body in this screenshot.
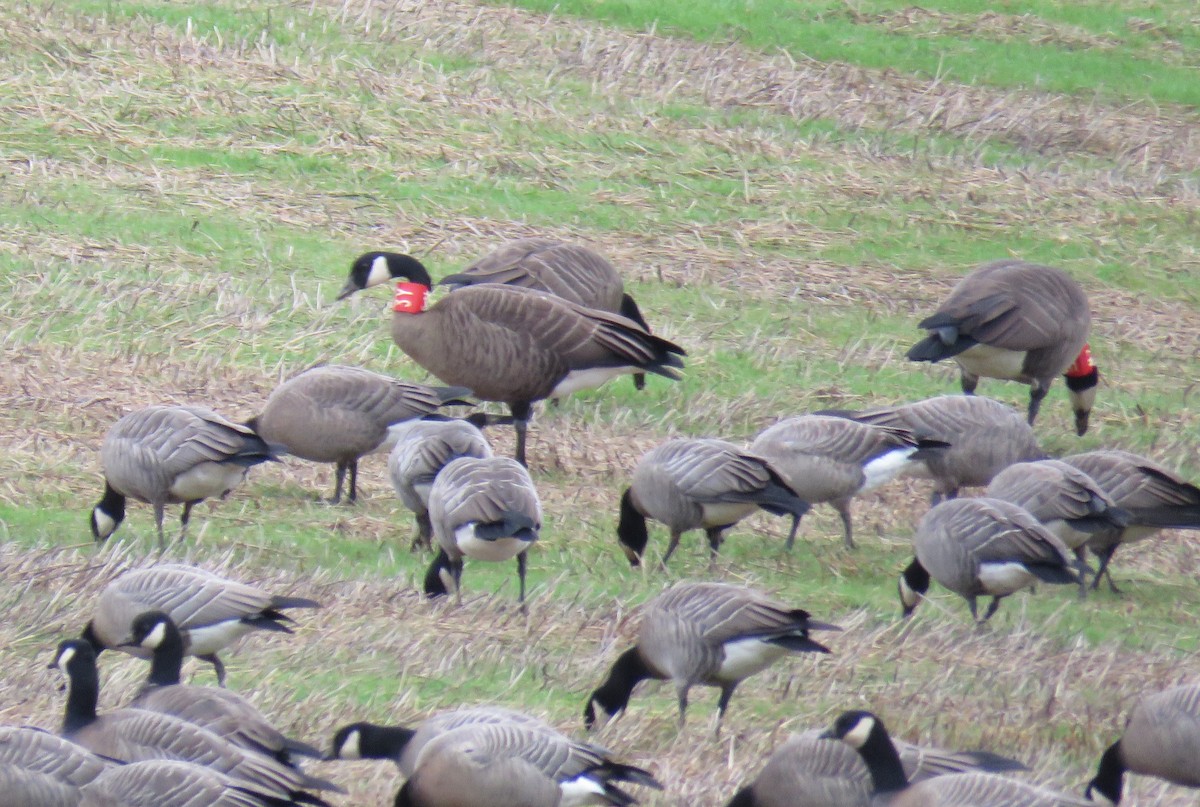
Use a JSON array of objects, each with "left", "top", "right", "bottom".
[
  {"left": 585, "top": 582, "right": 837, "bottom": 731},
  {"left": 749, "top": 415, "right": 940, "bottom": 549},
  {"left": 422, "top": 456, "right": 542, "bottom": 604},
  {"left": 1087, "top": 683, "right": 1200, "bottom": 804},
  {"left": 906, "top": 260, "right": 1098, "bottom": 434},
  {"left": 249, "top": 364, "right": 469, "bottom": 504},
  {"left": 0, "top": 726, "right": 109, "bottom": 807},
  {"left": 617, "top": 438, "right": 810, "bottom": 567},
  {"left": 394, "top": 718, "right": 661, "bottom": 807},
  {"left": 91, "top": 406, "right": 279, "bottom": 549},
  {"left": 78, "top": 759, "right": 288, "bottom": 807},
  {"left": 337, "top": 252, "right": 685, "bottom": 465},
  {"left": 725, "top": 727, "right": 1027, "bottom": 807},
  {"left": 388, "top": 419, "right": 494, "bottom": 550},
  {"left": 827, "top": 395, "right": 1043, "bottom": 504},
  {"left": 898, "top": 498, "right": 1083, "bottom": 622},
  {"left": 81, "top": 564, "right": 320, "bottom": 687}
]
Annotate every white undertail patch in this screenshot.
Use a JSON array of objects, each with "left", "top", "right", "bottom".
[{"left": 861, "top": 447, "right": 919, "bottom": 491}]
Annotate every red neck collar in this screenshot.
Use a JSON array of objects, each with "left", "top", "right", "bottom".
[
  {"left": 1065, "top": 343, "right": 1095, "bottom": 378},
  {"left": 393, "top": 282, "right": 429, "bottom": 314}
]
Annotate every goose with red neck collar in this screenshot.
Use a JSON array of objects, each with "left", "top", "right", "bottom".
[{"left": 336, "top": 251, "right": 686, "bottom": 467}]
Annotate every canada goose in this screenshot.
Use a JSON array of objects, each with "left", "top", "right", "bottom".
[
  {"left": 50, "top": 640, "right": 339, "bottom": 805},
  {"left": 79, "top": 759, "right": 294, "bottom": 807},
  {"left": 91, "top": 405, "right": 280, "bottom": 549},
  {"left": 985, "top": 459, "right": 1130, "bottom": 596},
  {"left": 749, "top": 415, "right": 945, "bottom": 549},
  {"left": 0, "top": 726, "right": 109, "bottom": 805},
  {"left": 1086, "top": 683, "right": 1200, "bottom": 804},
  {"left": 335, "top": 251, "right": 686, "bottom": 466},
  {"left": 584, "top": 582, "right": 838, "bottom": 732},
  {"left": 327, "top": 706, "right": 549, "bottom": 775},
  {"left": 440, "top": 238, "right": 653, "bottom": 391},
  {"left": 81, "top": 564, "right": 321, "bottom": 687},
  {"left": 822, "top": 710, "right": 1093, "bottom": 806},
  {"left": 1060, "top": 449, "right": 1200, "bottom": 592},
  {"left": 393, "top": 719, "right": 662, "bottom": 807},
  {"left": 898, "top": 498, "right": 1085, "bottom": 622},
  {"left": 906, "top": 259, "right": 1098, "bottom": 435},
  {"left": 247, "top": 364, "right": 471, "bottom": 504},
  {"left": 821, "top": 395, "right": 1044, "bottom": 504},
  {"left": 422, "top": 456, "right": 541, "bottom": 605},
  {"left": 388, "top": 418, "right": 495, "bottom": 551},
  {"left": 123, "top": 611, "right": 321, "bottom": 764},
  {"left": 724, "top": 727, "right": 1027, "bottom": 807},
  {"left": 616, "top": 438, "right": 811, "bottom": 567}
]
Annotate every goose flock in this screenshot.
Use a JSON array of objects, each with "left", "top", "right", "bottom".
[{"left": 10, "top": 239, "right": 1200, "bottom": 806}]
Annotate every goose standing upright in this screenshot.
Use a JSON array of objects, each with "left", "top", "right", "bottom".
[
  {"left": 336, "top": 251, "right": 686, "bottom": 466},
  {"left": 906, "top": 260, "right": 1098, "bottom": 434}
]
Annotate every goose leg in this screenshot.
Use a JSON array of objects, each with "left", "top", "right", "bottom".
[
  {"left": 347, "top": 460, "right": 359, "bottom": 503},
  {"left": 674, "top": 683, "right": 689, "bottom": 727},
  {"left": 960, "top": 371, "right": 979, "bottom": 395},
  {"left": 329, "top": 462, "right": 347, "bottom": 505},
  {"left": 453, "top": 559, "right": 464, "bottom": 606},
  {"left": 632, "top": 372, "right": 646, "bottom": 391},
  {"left": 1091, "top": 545, "right": 1121, "bottom": 593},
  {"left": 411, "top": 512, "right": 433, "bottom": 551},
  {"left": 967, "top": 596, "right": 979, "bottom": 622},
  {"left": 179, "top": 502, "right": 195, "bottom": 544},
  {"left": 705, "top": 527, "right": 725, "bottom": 568},
  {"left": 198, "top": 653, "right": 227, "bottom": 688},
  {"left": 1026, "top": 383, "right": 1049, "bottom": 426},
  {"left": 981, "top": 597, "right": 1003, "bottom": 622},
  {"left": 661, "top": 530, "right": 684, "bottom": 566},
  {"left": 784, "top": 514, "right": 801, "bottom": 550},
  {"left": 1074, "top": 548, "right": 1089, "bottom": 600},
  {"left": 153, "top": 503, "right": 167, "bottom": 551},
  {"left": 516, "top": 551, "right": 528, "bottom": 606},
  {"left": 509, "top": 402, "right": 532, "bottom": 467},
  {"left": 714, "top": 683, "right": 738, "bottom": 737},
  {"left": 833, "top": 499, "right": 855, "bottom": 549}
]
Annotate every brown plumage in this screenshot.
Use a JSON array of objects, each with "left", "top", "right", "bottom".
[
  {"left": 829, "top": 395, "right": 1044, "bottom": 504},
  {"left": 336, "top": 252, "right": 685, "bottom": 466},
  {"left": 616, "top": 438, "right": 811, "bottom": 567},
  {"left": 906, "top": 260, "right": 1098, "bottom": 435},
  {"left": 90, "top": 405, "right": 279, "bottom": 549},
  {"left": 248, "top": 364, "right": 469, "bottom": 504},
  {"left": 78, "top": 760, "right": 283, "bottom": 807},
  {"left": 0, "top": 726, "right": 109, "bottom": 807}
]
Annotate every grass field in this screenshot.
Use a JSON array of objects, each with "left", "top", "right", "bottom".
[{"left": 1, "top": 0, "right": 1199, "bottom": 803}]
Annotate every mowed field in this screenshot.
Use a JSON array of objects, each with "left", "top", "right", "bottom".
[{"left": 2, "top": 0, "right": 1199, "bottom": 804}]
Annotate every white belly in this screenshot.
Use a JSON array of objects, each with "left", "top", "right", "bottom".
[
  {"left": 183, "top": 620, "right": 256, "bottom": 656},
  {"left": 716, "top": 638, "right": 787, "bottom": 681},
  {"left": 455, "top": 526, "right": 533, "bottom": 561},
  {"left": 550, "top": 366, "right": 634, "bottom": 398},
  {"left": 700, "top": 501, "right": 758, "bottom": 528},
  {"left": 559, "top": 777, "right": 609, "bottom": 807},
  {"left": 861, "top": 447, "right": 918, "bottom": 491},
  {"left": 977, "top": 562, "right": 1037, "bottom": 596},
  {"left": 955, "top": 344, "right": 1029, "bottom": 381},
  {"left": 169, "top": 463, "right": 248, "bottom": 502}
]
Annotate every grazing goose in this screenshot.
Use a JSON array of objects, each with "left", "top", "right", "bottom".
[
  {"left": 1087, "top": 683, "right": 1200, "bottom": 804},
  {"left": 985, "top": 459, "right": 1129, "bottom": 596},
  {"left": 906, "top": 259, "right": 1098, "bottom": 434},
  {"left": 393, "top": 718, "right": 662, "bottom": 807},
  {"left": 822, "top": 395, "right": 1044, "bottom": 504},
  {"left": 617, "top": 438, "right": 811, "bottom": 567},
  {"left": 440, "top": 238, "right": 653, "bottom": 391},
  {"left": 584, "top": 582, "right": 838, "bottom": 732},
  {"left": 51, "top": 640, "right": 339, "bottom": 806},
  {"left": 327, "top": 706, "right": 549, "bottom": 775},
  {"left": 91, "top": 405, "right": 279, "bottom": 549},
  {"left": 124, "top": 611, "right": 321, "bottom": 764},
  {"left": 247, "top": 365, "right": 470, "bottom": 504},
  {"left": 388, "top": 418, "right": 495, "bottom": 551},
  {"left": 0, "top": 726, "right": 110, "bottom": 806},
  {"left": 1060, "top": 449, "right": 1200, "bottom": 592},
  {"left": 749, "top": 416, "right": 944, "bottom": 549},
  {"left": 422, "top": 456, "right": 542, "bottom": 605},
  {"left": 81, "top": 564, "right": 320, "bottom": 687},
  {"left": 335, "top": 251, "right": 686, "bottom": 466},
  {"left": 725, "top": 727, "right": 1027, "bottom": 807},
  {"left": 898, "top": 498, "right": 1085, "bottom": 622},
  {"left": 822, "top": 710, "right": 1093, "bottom": 806}
]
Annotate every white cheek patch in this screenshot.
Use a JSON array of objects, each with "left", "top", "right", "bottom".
[
  {"left": 842, "top": 716, "right": 875, "bottom": 749},
  {"left": 57, "top": 647, "right": 77, "bottom": 675},
  {"left": 93, "top": 509, "right": 117, "bottom": 539},
  {"left": 438, "top": 568, "right": 458, "bottom": 594},
  {"left": 367, "top": 254, "right": 391, "bottom": 288},
  {"left": 339, "top": 729, "right": 362, "bottom": 760},
  {"left": 141, "top": 621, "right": 167, "bottom": 649},
  {"left": 898, "top": 576, "right": 920, "bottom": 609}
]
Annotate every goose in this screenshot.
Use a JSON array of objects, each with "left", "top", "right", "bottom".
[
  {"left": 439, "top": 238, "right": 653, "bottom": 391},
  {"left": 1060, "top": 449, "right": 1200, "bottom": 592},
  {"left": 79, "top": 759, "right": 296, "bottom": 807},
  {"left": 388, "top": 418, "right": 495, "bottom": 551},
  {"left": 246, "top": 365, "right": 471, "bottom": 504},
  {"left": 1086, "top": 683, "right": 1200, "bottom": 804},
  {"left": 422, "top": 456, "right": 541, "bottom": 605},
  {"left": 616, "top": 438, "right": 811, "bottom": 567},
  {"left": 81, "top": 564, "right": 320, "bottom": 687},
  {"left": 327, "top": 706, "right": 549, "bottom": 775},
  {"left": 335, "top": 251, "right": 686, "bottom": 466},
  {"left": 50, "top": 640, "right": 339, "bottom": 805},
  {"left": 725, "top": 727, "right": 1027, "bottom": 807},
  {"left": 821, "top": 395, "right": 1044, "bottom": 504},
  {"left": 393, "top": 718, "right": 662, "bottom": 807},
  {"left": 0, "top": 726, "right": 110, "bottom": 806},
  {"left": 749, "top": 415, "right": 945, "bottom": 549},
  {"left": 898, "top": 498, "right": 1085, "bottom": 622},
  {"left": 905, "top": 259, "right": 1098, "bottom": 434},
  {"left": 91, "top": 405, "right": 280, "bottom": 549},
  {"left": 123, "top": 611, "right": 322, "bottom": 765},
  {"left": 822, "top": 710, "right": 1093, "bottom": 806},
  {"left": 985, "top": 459, "right": 1129, "bottom": 596},
  {"left": 584, "top": 582, "right": 838, "bottom": 732}
]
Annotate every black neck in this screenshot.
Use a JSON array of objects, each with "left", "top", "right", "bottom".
[
  {"left": 1087, "top": 741, "right": 1125, "bottom": 803},
  {"left": 855, "top": 721, "right": 910, "bottom": 794},
  {"left": 61, "top": 655, "right": 100, "bottom": 735},
  {"left": 593, "top": 647, "right": 657, "bottom": 714},
  {"left": 1064, "top": 367, "right": 1099, "bottom": 392},
  {"left": 146, "top": 624, "right": 187, "bottom": 687},
  {"left": 616, "top": 489, "right": 648, "bottom": 564},
  {"left": 385, "top": 253, "right": 433, "bottom": 287},
  {"left": 902, "top": 558, "right": 930, "bottom": 595},
  {"left": 359, "top": 724, "right": 417, "bottom": 760}
]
